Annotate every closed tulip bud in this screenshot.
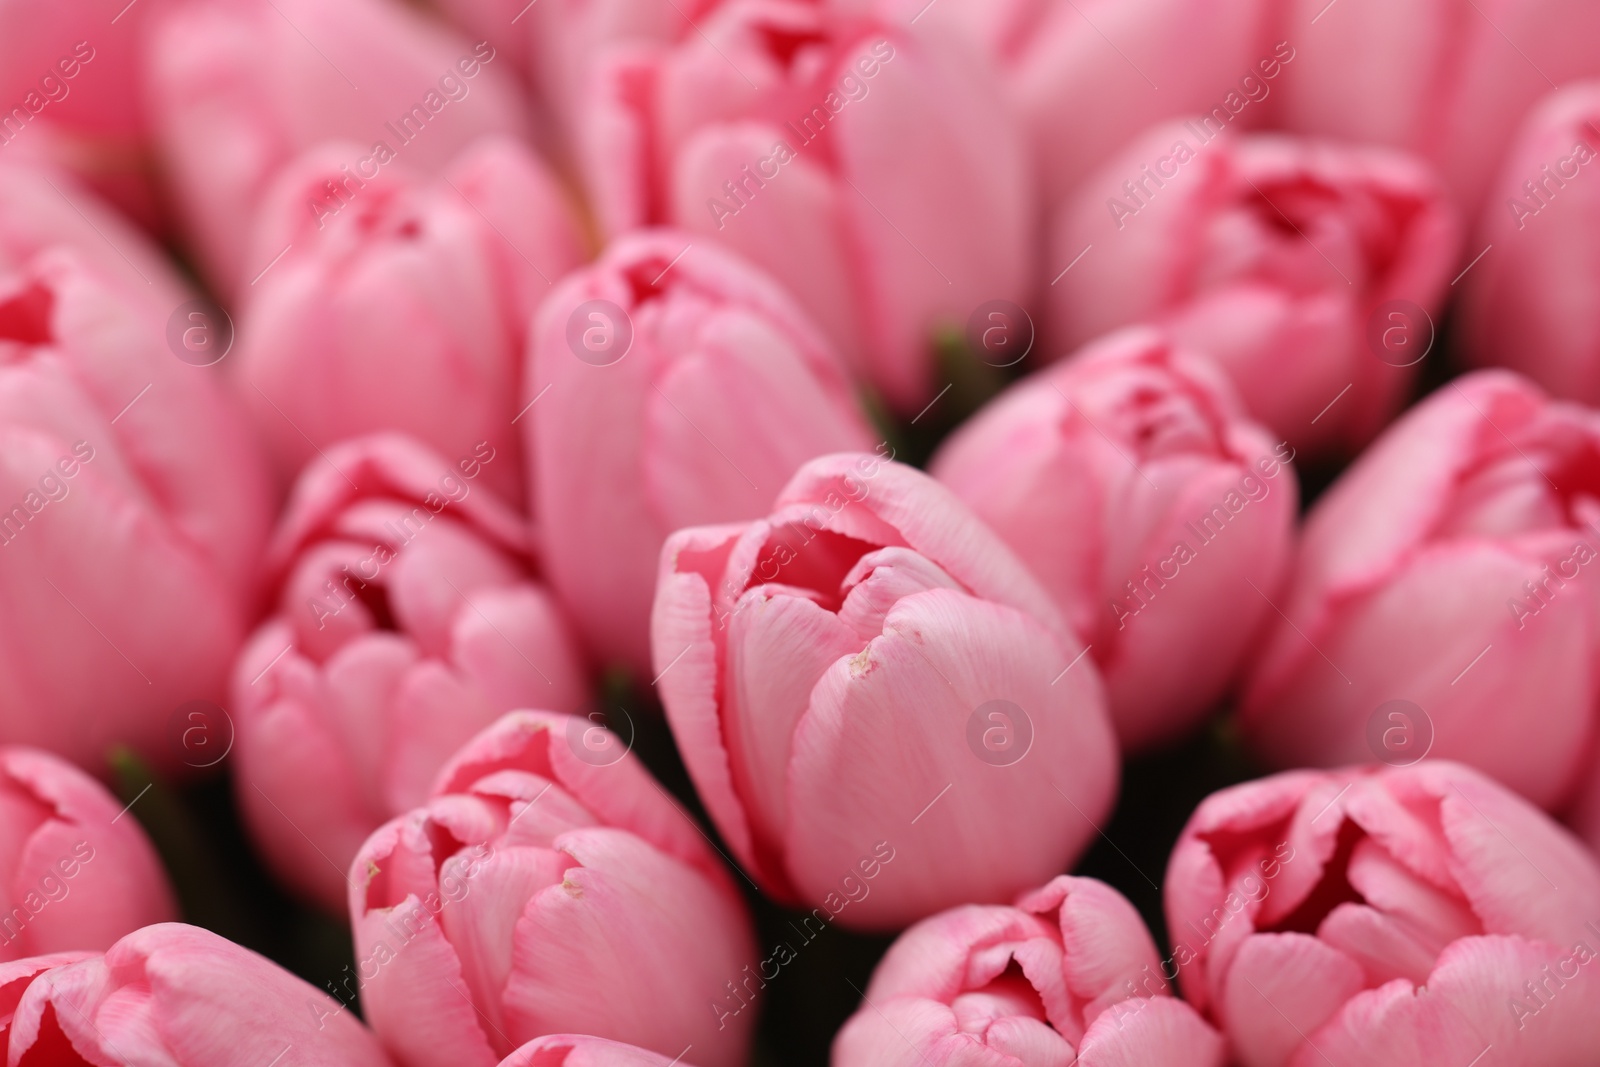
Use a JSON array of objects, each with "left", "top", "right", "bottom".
[
  {"left": 933, "top": 328, "right": 1298, "bottom": 749},
  {"left": 498, "top": 1036, "right": 706, "bottom": 1067},
  {"left": 653, "top": 453, "right": 1118, "bottom": 928},
  {"left": 235, "top": 435, "right": 588, "bottom": 911},
  {"left": 1166, "top": 762, "right": 1600, "bottom": 1067},
  {"left": 1051, "top": 123, "right": 1460, "bottom": 455},
  {"left": 144, "top": 0, "right": 530, "bottom": 294},
  {"left": 580, "top": 0, "right": 1032, "bottom": 410},
  {"left": 236, "top": 137, "right": 585, "bottom": 502},
  {"left": 0, "top": 746, "right": 175, "bottom": 960},
  {"left": 350, "top": 711, "right": 757, "bottom": 1067},
  {"left": 834, "top": 876, "right": 1226, "bottom": 1067},
  {"left": 1241, "top": 371, "right": 1600, "bottom": 810},
  {"left": 527, "top": 230, "right": 874, "bottom": 674},
  {"left": 1462, "top": 82, "right": 1600, "bottom": 402},
  {"left": 3, "top": 924, "right": 395, "bottom": 1065},
  {"left": 0, "top": 253, "right": 270, "bottom": 771}
]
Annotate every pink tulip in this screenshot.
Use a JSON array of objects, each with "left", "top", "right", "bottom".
[
  {"left": 0, "top": 746, "right": 175, "bottom": 960},
  {"left": 652, "top": 453, "right": 1118, "bottom": 928},
  {"left": 498, "top": 1036, "right": 702, "bottom": 1067},
  {"left": 144, "top": 0, "right": 530, "bottom": 294},
  {"left": 0, "top": 253, "right": 271, "bottom": 772},
  {"left": 1273, "top": 0, "right": 1600, "bottom": 217},
  {"left": 0, "top": 0, "right": 171, "bottom": 226},
  {"left": 1166, "top": 762, "right": 1600, "bottom": 1067},
  {"left": 932, "top": 328, "right": 1298, "bottom": 749},
  {"left": 235, "top": 435, "right": 588, "bottom": 911},
  {"left": 1240, "top": 371, "right": 1600, "bottom": 810},
  {"left": 834, "top": 876, "right": 1226, "bottom": 1067},
  {"left": 878, "top": 0, "right": 1276, "bottom": 204},
  {"left": 0, "top": 161, "right": 189, "bottom": 315},
  {"left": 1050, "top": 122, "right": 1460, "bottom": 455},
  {"left": 349, "top": 710, "right": 756, "bottom": 1067},
  {"left": 2, "top": 923, "right": 396, "bottom": 1065},
  {"left": 579, "top": 0, "right": 1031, "bottom": 410},
  {"left": 234, "top": 137, "right": 584, "bottom": 502},
  {"left": 527, "top": 230, "right": 874, "bottom": 674},
  {"left": 1462, "top": 82, "right": 1600, "bottom": 402}
]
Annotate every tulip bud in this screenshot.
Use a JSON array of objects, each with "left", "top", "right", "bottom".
[
  {"left": 235, "top": 435, "right": 588, "bottom": 911},
  {"left": 0, "top": 253, "right": 270, "bottom": 771},
  {"left": 580, "top": 0, "right": 1032, "bottom": 410},
  {"left": 834, "top": 876, "right": 1226, "bottom": 1067},
  {"left": 1462, "top": 81, "right": 1600, "bottom": 402},
  {"left": 653, "top": 453, "right": 1118, "bottom": 928},
  {"left": 0, "top": 746, "right": 175, "bottom": 960},
  {"left": 350, "top": 711, "right": 757, "bottom": 1067},
  {"left": 1241, "top": 371, "right": 1600, "bottom": 810},
  {"left": 145, "top": 0, "right": 530, "bottom": 293},
  {"left": 527, "top": 229, "right": 875, "bottom": 674},
  {"left": 236, "top": 137, "right": 584, "bottom": 501},
  {"left": 4, "top": 924, "right": 394, "bottom": 1065},
  {"left": 934, "top": 328, "right": 1298, "bottom": 748},
  {"left": 1051, "top": 122, "right": 1460, "bottom": 455},
  {"left": 1167, "top": 761, "right": 1600, "bottom": 1066}
]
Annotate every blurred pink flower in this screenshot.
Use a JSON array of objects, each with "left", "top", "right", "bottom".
[
  {"left": 0, "top": 253, "right": 270, "bottom": 772},
  {"left": 933, "top": 328, "right": 1298, "bottom": 749},
  {"left": 580, "top": 0, "right": 1032, "bottom": 410},
  {"left": 1462, "top": 81, "right": 1600, "bottom": 402},
  {"left": 3, "top": 924, "right": 395, "bottom": 1065},
  {"left": 653, "top": 453, "right": 1118, "bottom": 928},
  {"left": 144, "top": 0, "right": 530, "bottom": 293},
  {"left": 1240, "top": 371, "right": 1600, "bottom": 810},
  {"left": 526, "top": 230, "right": 874, "bottom": 674},
  {"left": 236, "top": 136, "right": 585, "bottom": 502},
  {"left": 0, "top": 746, "right": 175, "bottom": 961},
  {"left": 235, "top": 434, "right": 588, "bottom": 911},
  {"left": 878, "top": 0, "right": 1279, "bottom": 205},
  {"left": 0, "top": 0, "right": 173, "bottom": 226},
  {"left": 1050, "top": 123, "right": 1460, "bottom": 455},
  {"left": 350, "top": 710, "right": 756, "bottom": 1067},
  {"left": 834, "top": 876, "right": 1226, "bottom": 1067},
  {"left": 1272, "top": 0, "right": 1600, "bottom": 217},
  {"left": 1167, "top": 761, "right": 1600, "bottom": 1067}
]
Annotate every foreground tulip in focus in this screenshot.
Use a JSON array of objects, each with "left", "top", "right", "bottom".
[
  {"left": 527, "top": 230, "right": 874, "bottom": 674},
  {"left": 0, "top": 746, "right": 175, "bottom": 960},
  {"left": 1167, "top": 761, "right": 1600, "bottom": 1066},
  {"left": 497, "top": 1036, "right": 704, "bottom": 1067},
  {"left": 0, "top": 923, "right": 394, "bottom": 1064},
  {"left": 234, "top": 137, "right": 585, "bottom": 501},
  {"left": 933, "top": 328, "right": 1298, "bottom": 749},
  {"left": 350, "top": 710, "right": 757, "bottom": 1067},
  {"left": 144, "top": 0, "right": 530, "bottom": 293},
  {"left": 234, "top": 435, "right": 588, "bottom": 911},
  {"left": 1241, "top": 371, "right": 1600, "bottom": 809},
  {"left": 581, "top": 0, "right": 1031, "bottom": 410},
  {"left": 0, "top": 254, "right": 270, "bottom": 770},
  {"left": 834, "top": 875, "right": 1226, "bottom": 1067},
  {"left": 1462, "top": 81, "right": 1600, "bottom": 403},
  {"left": 1051, "top": 123, "right": 1460, "bottom": 454},
  {"left": 653, "top": 453, "right": 1118, "bottom": 929}
]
